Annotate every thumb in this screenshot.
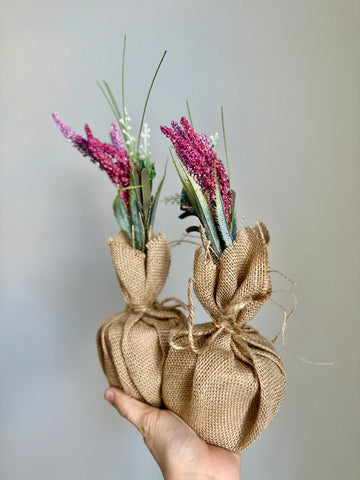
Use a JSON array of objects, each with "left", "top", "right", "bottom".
[{"left": 104, "top": 387, "right": 156, "bottom": 436}]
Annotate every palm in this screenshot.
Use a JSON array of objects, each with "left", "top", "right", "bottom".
[
  {"left": 143, "top": 408, "right": 241, "bottom": 480},
  {"left": 105, "top": 387, "right": 240, "bottom": 480}
]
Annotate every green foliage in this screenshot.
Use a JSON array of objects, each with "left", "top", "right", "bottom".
[
  {"left": 186, "top": 100, "right": 194, "bottom": 128},
  {"left": 136, "top": 50, "right": 167, "bottom": 152},
  {"left": 113, "top": 195, "right": 132, "bottom": 242},
  {"left": 214, "top": 162, "right": 233, "bottom": 248},
  {"left": 228, "top": 189, "right": 236, "bottom": 237},
  {"left": 221, "top": 106, "right": 231, "bottom": 190},
  {"left": 98, "top": 36, "right": 167, "bottom": 251},
  {"left": 129, "top": 187, "right": 144, "bottom": 250},
  {"left": 231, "top": 210, "right": 238, "bottom": 241},
  {"left": 140, "top": 168, "right": 151, "bottom": 226},
  {"left": 149, "top": 164, "right": 166, "bottom": 229},
  {"left": 170, "top": 149, "right": 222, "bottom": 256}
]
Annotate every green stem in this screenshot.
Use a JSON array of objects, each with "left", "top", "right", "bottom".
[
  {"left": 186, "top": 100, "right": 194, "bottom": 127},
  {"left": 122, "top": 35, "right": 127, "bottom": 124},
  {"left": 137, "top": 50, "right": 167, "bottom": 151},
  {"left": 221, "top": 106, "right": 231, "bottom": 189}
]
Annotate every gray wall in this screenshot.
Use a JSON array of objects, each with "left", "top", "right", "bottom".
[{"left": 1, "top": 0, "right": 359, "bottom": 479}]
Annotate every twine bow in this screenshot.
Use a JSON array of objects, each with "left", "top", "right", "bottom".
[
  {"left": 169, "top": 278, "right": 259, "bottom": 354},
  {"left": 168, "top": 275, "right": 299, "bottom": 357}
]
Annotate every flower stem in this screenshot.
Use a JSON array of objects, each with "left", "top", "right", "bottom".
[
  {"left": 137, "top": 50, "right": 167, "bottom": 151},
  {"left": 221, "top": 106, "right": 231, "bottom": 189},
  {"left": 122, "top": 35, "right": 127, "bottom": 125},
  {"left": 186, "top": 100, "right": 194, "bottom": 128}
]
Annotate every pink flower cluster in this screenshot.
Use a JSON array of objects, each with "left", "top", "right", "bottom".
[
  {"left": 160, "top": 117, "right": 233, "bottom": 220},
  {"left": 52, "top": 113, "right": 132, "bottom": 208}
]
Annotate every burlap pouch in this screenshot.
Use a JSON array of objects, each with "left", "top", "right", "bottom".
[
  {"left": 96, "top": 231, "right": 185, "bottom": 408},
  {"left": 162, "top": 222, "right": 287, "bottom": 451}
]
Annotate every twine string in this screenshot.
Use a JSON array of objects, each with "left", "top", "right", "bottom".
[
  {"left": 126, "top": 295, "right": 188, "bottom": 323},
  {"left": 169, "top": 268, "right": 334, "bottom": 366},
  {"left": 269, "top": 270, "right": 334, "bottom": 365},
  {"left": 270, "top": 289, "right": 334, "bottom": 366},
  {"left": 169, "top": 278, "right": 254, "bottom": 354}
]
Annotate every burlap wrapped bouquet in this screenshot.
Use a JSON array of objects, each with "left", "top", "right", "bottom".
[
  {"left": 163, "top": 222, "right": 286, "bottom": 451},
  {"left": 96, "top": 231, "right": 186, "bottom": 408},
  {"left": 97, "top": 222, "right": 286, "bottom": 451}
]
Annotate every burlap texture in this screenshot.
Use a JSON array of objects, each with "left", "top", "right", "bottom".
[
  {"left": 96, "top": 231, "right": 185, "bottom": 408},
  {"left": 97, "top": 223, "right": 286, "bottom": 451},
  {"left": 163, "top": 222, "right": 286, "bottom": 451}
]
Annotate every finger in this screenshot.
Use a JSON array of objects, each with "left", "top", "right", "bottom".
[{"left": 104, "top": 387, "right": 155, "bottom": 435}]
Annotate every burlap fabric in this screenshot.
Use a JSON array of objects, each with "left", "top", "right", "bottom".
[
  {"left": 163, "top": 222, "right": 286, "bottom": 451},
  {"left": 96, "top": 231, "right": 186, "bottom": 408},
  {"left": 97, "top": 223, "right": 286, "bottom": 451}
]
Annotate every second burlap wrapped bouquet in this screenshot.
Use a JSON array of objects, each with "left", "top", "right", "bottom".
[{"left": 164, "top": 222, "right": 286, "bottom": 451}]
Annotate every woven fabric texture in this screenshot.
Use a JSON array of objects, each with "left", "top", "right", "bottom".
[
  {"left": 96, "top": 232, "right": 185, "bottom": 407},
  {"left": 97, "top": 224, "right": 286, "bottom": 451}
]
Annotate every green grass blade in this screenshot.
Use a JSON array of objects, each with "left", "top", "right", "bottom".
[
  {"left": 169, "top": 150, "right": 200, "bottom": 217},
  {"left": 186, "top": 100, "right": 194, "bottom": 128},
  {"left": 122, "top": 35, "right": 126, "bottom": 121},
  {"left": 129, "top": 187, "right": 144, "bottom": 250},
  {"left": 131, "top": 169, "right": 142, "bottom": 205},
  {"left": 119, "top": 184, "right": 144, "bottom": 192},
  {"left": 137, "top": 50, "right": 167, "bottom": 151},
  {"left": 149, "top": 163, "right": 167, "bottom": 229},
  {"left": 231, "top": 210, "right": 238, "bottom": 241},
  {"left": 214, "top": 184, "right": 233, "bottom": 247},
  {"left": 214, "top": 162, "right": 233, "bottom": 247},
  {"left": 221, "top": 106, "right": 231, "bottom": 189},
  {"left": 140, "top": 167, "right": 151, "bottom": 225},
  {"left": 185, "top": 171, "right": 222, "bottom": 256},
  {"left": 97, "top": 81, "right": 121, "bottom": 124},
  {"left": 103, "top": 81, "right": 122, "bottom": 121},
  {"left": 228, "top": 189, "right": 236, "bottom": 235}
]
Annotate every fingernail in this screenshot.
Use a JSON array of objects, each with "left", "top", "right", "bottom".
[{"left": 104, "top": 389, "right": 115, "bottom": 405}]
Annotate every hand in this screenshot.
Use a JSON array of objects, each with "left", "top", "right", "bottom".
[{"left": 104, "top": 388, "right": 241, "bottom": 480}]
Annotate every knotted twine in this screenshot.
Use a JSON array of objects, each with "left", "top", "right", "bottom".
[{"left": 96, "top": 231, "right": 187, "bottom": 408}]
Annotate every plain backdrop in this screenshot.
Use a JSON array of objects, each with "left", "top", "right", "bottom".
[{"left": 1, "top": 1, "right": 359, "bottom": 479}]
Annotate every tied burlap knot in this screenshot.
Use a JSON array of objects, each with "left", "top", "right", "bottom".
[
  {"left": 162, "top": 222, "right": 287, "bottom": 451},
  {"left": 170, "top": 279, "right": 272, "bottom": 354},
  {"left": 97, "top": 231, "right": 187, "bottom": 408},
  {"left": 169, "top": 222, "right": 273, "bottom": 353}
]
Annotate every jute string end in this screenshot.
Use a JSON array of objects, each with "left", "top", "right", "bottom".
[{"left": 269, "top": 271, "right": 334, "bottom": 366}]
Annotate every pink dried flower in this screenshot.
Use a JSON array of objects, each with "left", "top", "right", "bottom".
[
  {"left": 160, "top": 117, "right": 233, "bottom": 220},
  {"left": 53, "top": 113, "right": 132, "bottom": 208},
  {"left": 110, "top": 121, "right": 125, "bottom": 150}
]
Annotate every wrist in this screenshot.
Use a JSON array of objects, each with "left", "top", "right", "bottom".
[
  {"left": 165, "top": 473, "right": 239, "bottom": 480},
  {"left": 164, "top": 461, "right": 240, "bottom": 480}
]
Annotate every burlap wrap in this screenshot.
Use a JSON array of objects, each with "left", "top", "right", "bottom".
[
  {"left": 96, "top": 231, "right": 186, "bottom": 408},
  {"left": 163, "top": 222, "right": 286, "bottom": 451},
  {"left": 97, "top": 223, "right": 286, "bottom": 451}
]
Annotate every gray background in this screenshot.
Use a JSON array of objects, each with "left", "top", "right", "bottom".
[{"left": 1, "top": 0, "right": 359, "bottom": 479}]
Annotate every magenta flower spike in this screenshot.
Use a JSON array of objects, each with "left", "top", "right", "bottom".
[
  {"left": 52, "top": 113, "right": 132, "bottom": 208},
  {"left": 160, "top": 117, "right": 233, "bottom": 220}
]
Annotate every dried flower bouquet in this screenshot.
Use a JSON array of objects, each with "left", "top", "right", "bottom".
[{"left": 53, "top": 41, "right": 286, "bottom": 451}]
